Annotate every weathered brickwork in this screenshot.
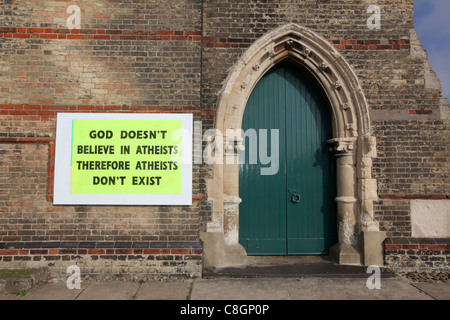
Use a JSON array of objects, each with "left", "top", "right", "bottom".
[
  {"left": 0, "top": 0, "right": 448, "bottom": 275},
  {"left": 201, "top": 0, "right": 414, "bottom": 109},
  {"left": 384, "top": 238, "right": 449, "bottom": 271},
  {"left": 374, "top": 199, "right": 411, "bottom": 237},
  {"left": 0, "top": 0, "right": 207, "bottom": 277},
  {"left": 373, "top": 121, "right": 450, "bottom": 197},
  {"left": 0, "top": 241, "right": 202, "bottom": 279},
  {"left": 200, "top": 0, "right": 447, "bottom": 243}
]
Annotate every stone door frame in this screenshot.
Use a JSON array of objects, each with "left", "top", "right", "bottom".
[{"left": 202, "top": 24, "right": 385, "bottom": 267}]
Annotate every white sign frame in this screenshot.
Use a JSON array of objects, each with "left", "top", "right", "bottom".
[{"left": 53, "top": 113, "right": 193, "bottom": 205}]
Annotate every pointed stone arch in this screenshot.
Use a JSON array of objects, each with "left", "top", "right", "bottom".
[{"left": 202, "top": 24, "right": 384, "bottom": 268}]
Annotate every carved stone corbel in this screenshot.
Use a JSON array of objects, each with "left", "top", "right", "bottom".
[
  {"left": 284, "top": 39, "right": 294, "bottom": 49},
  {"left": 301, "top": 46, "right": 311, "bottom": 58},
  {"left": 327, "top": 138, "right": 357, "bottom": 155},
  {"left": 224, "top": 137, "right": 244, "bottom": 156}
]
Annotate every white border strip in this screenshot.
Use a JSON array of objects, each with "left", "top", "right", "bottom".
[{"left": 53, "top": 113, "right": 193, "bottom": 205}]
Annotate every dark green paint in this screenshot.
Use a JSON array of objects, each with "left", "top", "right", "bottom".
[{"left": 239, "top": 62, "right": 337, "bottom": 255}]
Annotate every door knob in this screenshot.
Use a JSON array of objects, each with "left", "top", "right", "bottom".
[{"left": 288, "top": 190, "right": 301, "bottom": 203}]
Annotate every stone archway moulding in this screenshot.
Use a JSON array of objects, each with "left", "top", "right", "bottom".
[{"left": 202, "top": 23, "right": 385, "bottom": 268}]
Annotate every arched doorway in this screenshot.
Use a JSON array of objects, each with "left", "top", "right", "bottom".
[
  {"left": 239, "top": 61, "right": 337, "bottom": 255},
  {"left": 202, "top": 24, "right": 384, "bottom": 268}
]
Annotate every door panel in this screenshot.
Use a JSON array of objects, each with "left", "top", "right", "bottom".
[
  {"left": 239, "top": 62, "right": 336, "bottom": 255},
  {"left": 239, "top": 66, "right": 287, "bottom": 255},
  {"left": 284, "top": 65, "right": 337, "bottom": 254}
]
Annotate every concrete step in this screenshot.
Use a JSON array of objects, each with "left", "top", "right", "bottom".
[{"left": 203, "top": 256, "right": 397, "bottom": 279}]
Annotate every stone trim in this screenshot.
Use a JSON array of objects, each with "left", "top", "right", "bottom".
[{"left": 206, "top": 23, "right": 381, "bottom": 267}]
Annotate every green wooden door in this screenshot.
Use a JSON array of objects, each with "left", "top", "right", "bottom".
[{"left": 239, "top": 62, "right": 336, "bottom": 255}]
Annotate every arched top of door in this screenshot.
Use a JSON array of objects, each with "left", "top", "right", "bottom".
[{"left": 215, "top": 23, "right": 371, "bottom": 140}]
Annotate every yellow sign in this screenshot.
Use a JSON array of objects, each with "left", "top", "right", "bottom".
[
  {"left": 71, "top": 120, "right": 182, "bottom": 194},
  {"left": 53, "top": 113, "right": 192, "bottom": 205}
]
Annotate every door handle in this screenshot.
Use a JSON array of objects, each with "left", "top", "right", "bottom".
[{"left": 288, "top": 190, "right": 301, "bottom": 203}]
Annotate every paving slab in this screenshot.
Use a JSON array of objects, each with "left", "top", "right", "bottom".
[
  {"left": 0, "top": 293, "right": 21, "bottom": 300},
  {"left": 76, "top": 282, "right": 140, "bottom": 300},
  {"left": 191, "top": 278, "right": 292, "bottom": 300},
  {"left": 189, "top": 277, "right": 434, "bottom": 300},
  {"left": 0, "top": 271, "right": 447, "bottom": 301},
  {"left": 134, "top": 281, "right": 191, "bottom": 300},
  {"left": 17, "top": 282, "right": 88, "bottom": 300},
  {"left": 411, "top": 282, "right": 450, "bottom": 300},
  {"left": 285, "top": 278, "right": 434, "bottom": 300}
]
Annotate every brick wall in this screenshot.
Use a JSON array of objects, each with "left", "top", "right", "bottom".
[
  {"left": 384, "top": 238, "right": 449, "bottom": 271},
  {"left": 0, "top": 0, "right": 449, "bottom": 275},
  {"left": 0, "top": 0, "right": 207, "bottom": 278},
  {"left": 0, "top": 241, "right": 202, "bottom": 280},
  {"left": 200, "top": 0, "right": 448, "bottom": 240}
]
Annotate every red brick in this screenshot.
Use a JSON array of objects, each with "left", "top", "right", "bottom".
[
  {"left": 27, "top": 28, "right": 44, "bottom": 33},
  {"left": 409, "top": 110, "right": 433, "bottom": 115},
  {"left": 67, "top": 35, "right": 85, "bottom": 40},
  {"left": 115, "top": 249, "right": 132, "bottom": 254},
  {"left": 93, "top": 14, "right": 110, "bottom": 19},
  {"left": 157, "top": 30, "right": 174, "bottom": 36},
  {"left": 13, "top": 33, "right": 30, "bottom": 38},
  {"left": 143, "top": 249, "right": 161, "bottom": 254},
  {"left": 30, "top": 249, "right": 48, "bottom": 255},
  {"left": 384, "top": 244, "right": 402, "bottom": 250},
  {"left": 40, "top": 34, "right": 58, "bottom": 39},
  {"left": 0, "top": 250, "right": 19, "bottom": 255},
  {"left": 171, "top": 249, "right": 189, "bottom": 254},
  {"left": 87, "top": 248, "right": 105, "bottom": 255}
]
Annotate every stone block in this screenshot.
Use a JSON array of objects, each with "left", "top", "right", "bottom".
[
  {"left": 411, "top": 200, "right": 450, "bottom": 238},
  {"left": 330, "top": 243, "right": 362, "bottom": 266},
  {"left": 361, "top": 230, "right": 387, "bottom": 267}
]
